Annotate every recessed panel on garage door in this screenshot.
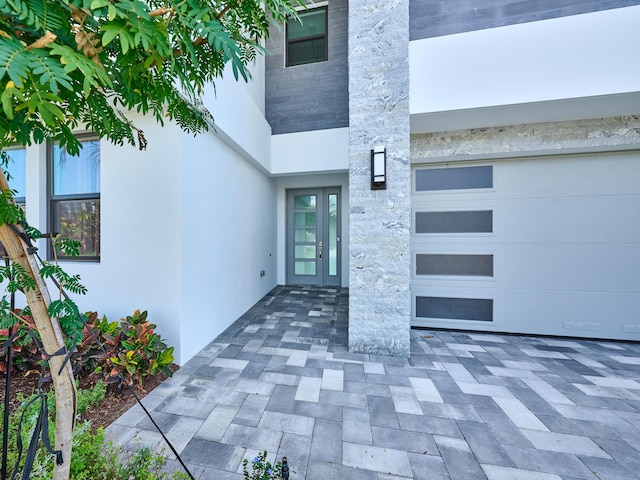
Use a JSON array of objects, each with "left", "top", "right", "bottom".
[
  {"left": 415, "top": 210, "right": 493, "bottom": 233},
  {"left": 416, "top": 296, "right": 493, "bottom": 322},
  {"left": 415, "top": 166, "right": 493, "bottom": 191},
  {"left": 416, "top": 254, "right": 493, "bottom": 276}
]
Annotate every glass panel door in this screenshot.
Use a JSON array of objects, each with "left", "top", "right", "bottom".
[
  {"left": 324, "top": 191, "right": 340, "bottom": 285},
  {"left": 287, "top": 188, "right": 340, "bottom": 286},
  {"left": 292, "top": 193, "right": 318, "bottom": 279}
]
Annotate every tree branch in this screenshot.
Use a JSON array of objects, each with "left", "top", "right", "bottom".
[
  {"left": 25, "top": 31, "right": 57, "bottom": 50},
  {"left": 149, "top": 7, "right": 173, "bottom": 17},
  {"left": 217, "top": 6, "right": 231, "bottom": 19}
]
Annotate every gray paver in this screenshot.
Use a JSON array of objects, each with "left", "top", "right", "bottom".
[
  {"left": 234, "top": 394, "right": 269, "bottom": 427},
  {"left": 344, "top": 379, "right": 391, "bottom": 397},
  {"left": 343, "top": 405, "right": 373, "bottom": 445},
  {"left": 536, "top": 415, "right": 620, "bottom": 440},
  {"left": 221, "top": 423, "right": 282, "bottom": 453},
  {"left": 106, "top": 285, "right": 640, "bottom": 480},
  {"left": 368, "top": 395, "right": 400, "bottom": 429},
  {"left": 390, "top": 385, "right": 423, "bottom": 415},
  {"left": 482, "top": 464, "right": 562, "bottom": 480},
  {"left": 257, "top": 411, "right": 314, "bottom": 436},
  {"left": 309, "top": 418, "right": 342, "bottom": 464},
  {"left": 277, "top": 433, "right": 312, "bottom": 479},
  {"left": 434, "top": 435, "right": 487, "bottom": 480},
  {"left": 372, "top": 425, "right": 437, "bottom": 454},
  {"left": 457, "top": 420, "right": 514, "bottom": 466},
  {"left": 196, "top": 404, "right": 239, "bottom": 442},
  {"left": 410, "top": 377, "right": 444, "bottom": 403},
  {"left": 493, "top": 397, "right": 549, "bottom": 431},
  {"left": 398, "top": 412, "right": 463, "bottom": 438},
  {"left": 420, "top": 402, "right": 484, "bottom": 422},
  {"left": 406, "top": 452, "right": 450, "bottom": 480},
  {"left": 306, "top": 461, "right": 377, "bottom": 480},
  {"left": 475, "top": 407, "right": 533, "bottom": 447},
  {"left": 592, "top": 437, "right": 640, "bottom": 473},
  {"left": 164, "top": 416, "right": 205, "bottom": 456},
  {"left": 521, "top": 430, "right": 610, "bottom": 458},
  {"left": 503, "top": 444, "right": 599, "bottom": 479},
  {"left": 343, "top": 442, "right": 413, "bottom": 477},
  {"left": 180, "top": 438, "right": 241, "bottom": 471},
  {"left": 578, "top": 456, "right": 639, "bottom": 480}
]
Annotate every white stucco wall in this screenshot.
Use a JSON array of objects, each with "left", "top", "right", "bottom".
[
  {"left": 409, "top": 6, "right": 640, "bottom": 132},
  {"left": 245, "top": 55, "right": 266, "bottom": 117},
  {"left": 204, "top": 64, "right": 273, "bottom": 172},
  {"left": 17, "top": 116, "right": 278, "bottom": 364},
  {"left": 178, "top": 128, "right": 278, "bottom": 362},
  {"left": 271, "top": 128, "right": 349, "bottom": 175},
  {"left": 25, "top": 116, "right": 185, "bottom": 360}
]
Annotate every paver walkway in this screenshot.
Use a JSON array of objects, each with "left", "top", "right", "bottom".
[{"left": 106, "top": 285, "right": 640, "bottom": 479}]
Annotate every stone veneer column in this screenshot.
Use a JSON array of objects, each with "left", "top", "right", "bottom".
[{"left": 348, "top": 0, "right": 411, "bottom": 356}]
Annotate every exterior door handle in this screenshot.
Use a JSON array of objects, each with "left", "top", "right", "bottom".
[{"left": 318, "top": 241, "right": 323, "bottom": 259}]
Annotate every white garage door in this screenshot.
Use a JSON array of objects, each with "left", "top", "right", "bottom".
[{"left": 411, "top": 151, "right": 640, "bottom": 340}]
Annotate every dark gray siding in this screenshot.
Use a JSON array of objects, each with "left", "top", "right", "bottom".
[
  {"left": 266, "top": 0, "right": 348, "bottom": 135},
  {"left": 410, "top": 0, "right": 640, "bottom": 40}
]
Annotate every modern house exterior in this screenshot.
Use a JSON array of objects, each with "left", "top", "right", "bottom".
[{"left": 6, "top": 0, "right": 640, "bottom": 364}]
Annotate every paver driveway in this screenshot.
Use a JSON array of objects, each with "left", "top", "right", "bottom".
[{"left": 106, "top": 285, "right": 640, "bottom": 479}]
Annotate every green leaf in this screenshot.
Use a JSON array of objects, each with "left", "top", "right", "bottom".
[
  {"left": 55, "top": 237, "right": 82, "bottom": 257},
  {"left": 90, "top": 0, "right": 110, "bottom": 8},
  {"left": 1, "top": 0, "right": 309, "bottom": 178},
  {"left": 24, "top": 224, "right": 41, "bottom": 241},
  {"left": 49, "top": 44, "right": 112, "bottom": 91},
  {"left": 7, "top": 262, "right": 36, "bottom": 292},
  {"left": 100, "top": 21, "right": 128, "bottom": 47},
  {"left": 0, "top": 0, "right": 65, "bottom": 32},
  {"left": 0, "top": 38, "right": 30, "bottom": 87},
  {"left": 0, "top": 188, "right": 23, "bottom": 224},
  {"left": 158, "top": 346, "right": 174, "bottom": 365},
  {"left": 108, "top": 4, "right": 117, "bottom": 21},
  {"left": 29, "top": 49, "right": 73, "bottom": 94}
]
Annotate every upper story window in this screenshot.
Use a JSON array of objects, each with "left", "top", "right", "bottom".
[
  {"left": 286, "top": 6, "right": 328, "bottom": 67},
  {"left": 2, "top": 147, "right": 26, "bottom": 208},
  {"left": 50, "top": 138, "right": 100, "bottom": 261}
]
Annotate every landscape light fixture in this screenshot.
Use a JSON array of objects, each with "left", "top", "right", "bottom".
[{"left": 371, "top": 145, "right": 387, "bottom": 190}]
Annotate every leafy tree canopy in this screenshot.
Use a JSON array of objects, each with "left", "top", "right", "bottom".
[{"left": 0, "top": 0, "right": 301, "bottom": 155}]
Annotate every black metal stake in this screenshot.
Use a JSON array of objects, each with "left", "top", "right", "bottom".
[
  {"left": 1, "top": 252, "right": 14, "bottom": 480},
  {"left": 1, "top": 323, "right": 12, "bottom": 480}
]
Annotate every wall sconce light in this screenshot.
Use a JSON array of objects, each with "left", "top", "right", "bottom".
[{"left": 371, "top": 145, "right": 387, "bottom": 190}]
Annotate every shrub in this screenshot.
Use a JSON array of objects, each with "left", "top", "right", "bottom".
[
  {"left": 3, "top": 307, "right": 174, "bottom": 392},
  {"left": 105, "top": 309, "right": 174, "bottom": 389},
  {"left": 73, "top": 309, "right": 174, "bottom": 390},
  {"left": 76, "top": 380, "right": 107, "bottom": 415},
  {"left": 0, "top": 383, "right": 187, "bottom": 479},
  {"left": 243, "top": 450, "right": 283, "bottom": 480},
  {"left": 0, "top": 313, "right": 42, "bottom": 374},
  {"left": 73, "top": 311, "right": 122, "bottom": 376}
]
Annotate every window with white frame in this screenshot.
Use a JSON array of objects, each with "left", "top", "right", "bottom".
[
  {"left": 286, "top": 6, "right": 328, "bottom": 67},
  {"left": 49, "top": 138, "right": 100, "bottom": 260}
]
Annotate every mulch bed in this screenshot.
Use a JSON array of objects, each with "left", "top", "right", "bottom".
[{"left": 1, "top": 365, "right": 179, "bottom": 430}]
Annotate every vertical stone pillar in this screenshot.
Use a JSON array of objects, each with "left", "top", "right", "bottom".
[{"left": 348, "top": 0, "right": 411, "bottom": 356}]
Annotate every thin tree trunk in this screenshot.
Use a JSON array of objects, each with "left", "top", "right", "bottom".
[{"left": 0, "top": 172, "right": 75, "bottom": 480}]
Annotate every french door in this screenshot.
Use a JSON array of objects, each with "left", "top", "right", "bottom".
[{"left": 286, "top": 188, "right": 341, "bottom": 286}]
